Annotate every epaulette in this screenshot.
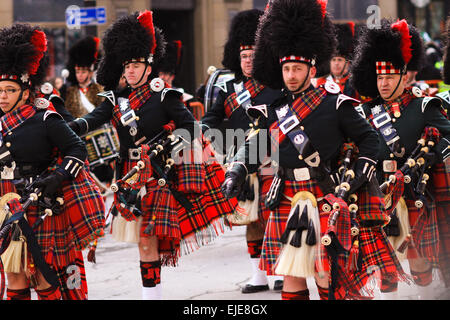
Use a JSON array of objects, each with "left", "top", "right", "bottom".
[
  {"left": 43, "top": 109, "right": 62, "bottom": 121},
  {"left": 421, "top": 96, "right": 442, "bottom": 113},
  {"left": 336, "top": 94, "right": 360, "bottom": 110},
  {"left": 354, "top": 104, "right": 367, "bottom": 119},
  {"left": 161, "top": 88, "right": 183, "bottom": 102},
  {"left": 436, "top": 91, "right": 450, "bottom": 104},
  {"left": 98, "top": 91, "right": 116, "bottom": 106}
]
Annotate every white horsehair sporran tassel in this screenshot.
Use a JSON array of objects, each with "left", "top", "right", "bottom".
[{"left": 275, "top": 191, "right": 320, "bottom": 278}]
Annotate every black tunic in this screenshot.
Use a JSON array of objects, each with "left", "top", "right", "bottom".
[{"left": 234, "top": 85, "right": 379, "bottom": 173}]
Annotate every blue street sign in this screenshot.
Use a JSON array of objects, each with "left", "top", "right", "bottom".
[{"left": 66, "top": 6, "right": 106, "bottom": 28}]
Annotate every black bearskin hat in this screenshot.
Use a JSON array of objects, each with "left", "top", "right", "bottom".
[
  {"left": 66, "top": 36, "right": 101, "bottom": 85},
  {"left": 0, "top": 23, "right": 48, "bottom": 89},
  {"left": 96, "top": 10, "right": 166, "bottom": 90},
  {"left": 222, "top": 9, "right": 263, "bottom": 77},
  {"left": 252, "top": 0, "right": 336, "bottom": 89},
  {"left": 155, "top": 40, "right": 183, "bottom": 75},
  {"left": 334, "top": 22, "right": 356, "bottom": 60},
  {"left": 443, "top": 17, "right": 450, "bottom": 84},
  {"left": 351, "top": 19, "right": 424, "bottom": 98}
]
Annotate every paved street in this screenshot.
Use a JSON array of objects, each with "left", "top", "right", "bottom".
[{"left": 82, "top": 225, "right": 450, "bottom": 300}]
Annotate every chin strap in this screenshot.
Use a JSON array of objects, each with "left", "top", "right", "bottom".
[
  {"left": 5, "top": 89, "right": 24, "bottom": 113},
  {"left": 289, "top": 64, "right": 312, "bottom": 95},
  {"left": 384, "top": 73, "right": 404, "bottom": 101}
]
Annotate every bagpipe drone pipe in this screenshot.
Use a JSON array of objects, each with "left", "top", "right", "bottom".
[{"left": 379, "top": 127, "right": 442, "bottom": 257}]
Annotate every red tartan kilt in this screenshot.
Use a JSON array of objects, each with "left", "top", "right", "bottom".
[
  {"left": 0, "top": 169, "right": 105, "bottom": 269},
  {"left": 405, "top": 197, "right": 439, "bottom": 264},
  {"left": 138, "top": 160, "right": 237, "bottom": 265},
  {"left": 260, "top": 179, "right": 327, "bottom": 275}
]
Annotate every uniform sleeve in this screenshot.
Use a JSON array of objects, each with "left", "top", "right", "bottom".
[
  {"left": 200, "top": 89, "right": 227, "bottom": 131},
  {"left": 77, "top": 98, "right": 114, "bottom": 135},
  {"left": 338, "top": 101, "right": 379, "bottom": 162},
  {"left": 50, "top": 96, "right": 74, "bottom": 122},
  {"left": 424, "top": 101, "right": 450, "bottom": 162},
  {"left": 162, "top": 91, "right": 197, "bottom": 140},
  {"left": 45, "top": 113, "right": 87, "bottom": 179}
]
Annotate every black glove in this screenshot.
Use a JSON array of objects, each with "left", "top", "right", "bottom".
[
  {"left": 349, "top": 157, "right": 377, "bottom": 194},
  {"left": 221, "top": 162, "right": 248, "bottom": 199},
  {"left": 34, "top": 169, "right": 67, "bottom": 199}
]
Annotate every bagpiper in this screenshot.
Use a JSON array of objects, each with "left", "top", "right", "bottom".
[
  {"left": 351, "top": 18, "right": 450, "bottom": 298},
  {"left": 0, "top": 23, "right": 105, "bottom": 300},
  {"left": 69, "top": 10, "right": 236, "bottom": 300},
  {"left": 315, "top": 22, "right": 360, "bottom": 100},
  {"left": 201, "top": 8, "right": 283, "bottom": 294},
  {"left": 222, "top": 0, "right": 407, "bottom": 300}
]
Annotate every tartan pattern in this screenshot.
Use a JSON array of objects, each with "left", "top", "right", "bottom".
[
  {"left": 0, "top": 104, "right": 36, "bottom": 133},
  {"left": 406, "top": 197, "right": 439, "bottom": 266},
  {"left": 35, "top": 286, "right": 62, "bottom": 300},
  {"left": 376, "top": 61, "right": 402, "bottom": 75},
  {"left": 0, "top": 167, "right": 105, "bottom": 268},
  {"left": 129, "top": 82, "right": 153, "bottom": 110},
  {"left": 269, "top": 87, "right": 327, "bottom": 146},
  {"left": 140, "top": 260, "right": 162, "bottom": 287},
  {"left": 323, "top": 194, "right": 352, "bottom": 251},
  {"left": 384, "top": 170, "right": 405, "bottom": 216},
  {"left": 346, "top": 227, "right": 406, "bottom": 299},
  {"left": 260, "top": 179, "right": 325, "bottom": 275},
  {"left": 135, "top": 159, "right": 237, "bottom": 266},
  {"left": 176, "top": 140, "right": 207, "bottom": 194},
  {"left": 223, "top": 78, "right": 265, "bottom": 118},
  {"left": 356, "top": 180, "right": 390, "bottom": 226},
  {"left": 433, "top": 162, "right": 450, "bottom": 286}
]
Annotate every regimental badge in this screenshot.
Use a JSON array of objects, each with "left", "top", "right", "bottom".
[
  {"left": 383, "top": 127, "right": 393, "bottom": 136},
  {"left": 412, "top": 86, "right": 422, "bottom": 98},
  {"left": 34, "top": 97, "right": 49, "bottom": 109},
  {"left": 372, "top": 105, "right": 383, "bottom": 116},
  {"left": 119, "top": 99, "right": 129, "bottom": 111},
  {"left": 150, "top": 78, "right": 164, "bottom": 92},
  {"left": 293, "top": 133, "right": 305, "bottom": 145},
  {"left": 324, "top": 81, "right": 340, "bottom": 94},
  {"left": 276, "top": 105, "right": 289, "bottom": 119}
]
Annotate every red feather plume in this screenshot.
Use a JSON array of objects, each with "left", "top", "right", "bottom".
[
  {"left": 138, "top": 10, "right": 157, "bottom": 55},
  {"left": 29, "top": 30, "right": 47, "bottom": 75},
  {"left": 174, "top": 40, "right": 182, "bottom": 66},
  {"left": 348, "top": 21, "right": 355, "bottom": 37},
  {"left": 391, "top": 19, "right": 412, "bottom": 65},
  {"left": 94, "top": 36, "right": 100, "bottom": 60},
  {"left": 317, "top": 0, "right": 328, "bottom": 19}
]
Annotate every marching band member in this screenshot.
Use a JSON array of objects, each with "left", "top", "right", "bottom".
[
  {"left": 351, "top": 18, "right": 450, "bottom": 298},
  {"left": 0, "top": 23, "right": 105, "bottom": 300},
  {"left": 201, "top": 9, "right": 283, "bottom": 294},
  {"left": 69, "top": 10, "right": 236, "bottom": 300}
]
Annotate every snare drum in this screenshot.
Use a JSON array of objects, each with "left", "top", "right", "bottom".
[{"left": 83, "top": 124, "right": 120, "bottom": 168}]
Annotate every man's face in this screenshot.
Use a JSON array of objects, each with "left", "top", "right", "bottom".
[
  {"left": 330, "top": 56, "right": 348, "bottom": 77},
  {"left": 377, "top": 73, "right": 407, "bottom": 101},
  {"left": 0, "top": 81, "right": 28, "bottom": 113},
  {"left": 124, "top": 62, "right": 152, "bottom": 88},
  {"left": 75, "top": 67, "right": 92, "bottom": 86},
  {"left": 282, "top": 62, "right": 315, "bottom": 93},
  {"left": 240, "top": 49, "right": 254, "bottom": 78}
]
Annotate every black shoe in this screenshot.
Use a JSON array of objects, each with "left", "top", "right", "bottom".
[
  {"left": 273, "top": 280, "right": 283, "bottom": 291},
  {"left": 241, "top": 284, "right": 270, "bottom": 294}
]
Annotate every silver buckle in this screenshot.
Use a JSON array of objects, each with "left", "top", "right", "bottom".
[
  {"left": 128, "top": 148, "right": 141, "bottom": 160},
  {"left": 120, "top": 109, "right": 137, "bottom": 127},
  {"left": 372, "top": 113, "right": 391, "bottom": 129},
  {"left": 279, "top": 115, "right": 300, "bottom": 135},
  {"left": 383, "top": 160, "right": 397, "bottom": 173},
  {"left": 293, "top": 167, "right": 311, "bottom": 181},
  {"left": 236, "top": 90, "right": 251, "bottom": 105}
]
